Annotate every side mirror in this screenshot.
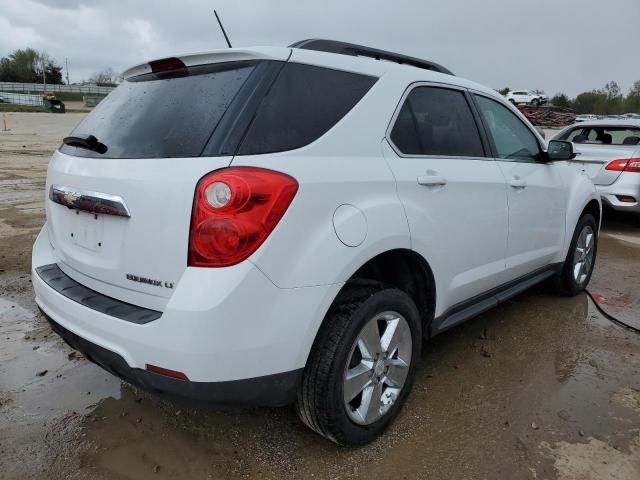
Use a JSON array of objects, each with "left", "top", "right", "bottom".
[
  {"left": 546, "top": 140, "right": 576, "bottom": 161},
  {"left": 535, "top": 126, "right": 546, "bottom": 139}
]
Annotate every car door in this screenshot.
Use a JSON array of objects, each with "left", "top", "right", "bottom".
[
  {"left": 382, "top": 84, "right": 509, "bottom": 316},
  {"left": 472, "top": 93, "right": 567, "bottom": 280}
]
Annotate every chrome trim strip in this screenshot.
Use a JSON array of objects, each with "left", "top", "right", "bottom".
[{"left": 49, "top": 184, "right": 131, "bottom": 218}]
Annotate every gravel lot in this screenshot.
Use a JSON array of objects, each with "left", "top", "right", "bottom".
[{"left": 1, "top": 112, "right": 639, "bottom": 480}]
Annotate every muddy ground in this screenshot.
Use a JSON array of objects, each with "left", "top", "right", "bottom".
[{"left": 0, "top": 112, "right": 639, "bottom": 480}]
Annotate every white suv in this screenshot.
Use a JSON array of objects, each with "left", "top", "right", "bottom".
[
  {"left": 32, "top": 40, "right": 600, "bottom": 445},
  {"left": 505, "top": 90, "right": 547, "bottom": 106}
]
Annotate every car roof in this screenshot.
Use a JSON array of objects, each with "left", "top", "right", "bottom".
[
  {"left": 123, "top": 45, "right": 503, "bottom": 102},
  {"left": 568, "top": 119, "right": 640, "bottom": 128}
]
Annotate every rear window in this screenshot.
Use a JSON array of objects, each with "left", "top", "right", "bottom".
[
  {"left": 559, "top": 126, "right": 640, "bottom": 146},
  {"left": 60, "top": 61, "right": 258, "bottom": 159},
  {"left": 237, "top": 63, "right": 377, "bottom": 155},
  {"left": 60, "top": 60, "right": 377, "bottom": 159}
]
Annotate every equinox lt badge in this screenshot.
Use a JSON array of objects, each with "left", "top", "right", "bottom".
[{"left": 126, "top": 274, "right": 174, "bottom": 289}]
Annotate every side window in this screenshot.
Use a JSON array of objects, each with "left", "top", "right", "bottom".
[
  {"left": 238, "top": 63, "right": 377, "bottom": 155},
  {"left": 474, "top": 95, "right": 542, "bottom": 162},
  {"left": 390, "top": 86, "right": 485, "bottom": 157},
  {"left": 560, "top": 128, "right": 587, "bottom": 142},
  {"left": 586, "top": 129, "right": 599, "bottom": 142}
]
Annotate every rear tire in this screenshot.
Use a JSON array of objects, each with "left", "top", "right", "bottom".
[
  {"left": 554, "top": 214, "right": 598, "bottom": 295},
  {"left": 295, "top": 282, "right": 421, "bottom": 446}
]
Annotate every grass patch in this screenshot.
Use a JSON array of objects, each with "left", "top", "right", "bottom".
[
  {"left": 0, "top": 91, "right": 106, "bottom": 102},
  {"left": 0, "top": 104, "right": 44, "bottom": 113}
]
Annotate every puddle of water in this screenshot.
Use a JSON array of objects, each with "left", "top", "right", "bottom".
[{"left": 0, "top": 296, "right": 121, "bottom": 422}]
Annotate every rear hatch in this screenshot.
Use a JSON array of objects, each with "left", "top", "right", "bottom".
[
  {"left": 569, "top": 144, "right": 639, "bottom": 185},
  {"left": 44, "top": 48, "right": 290, "bottom": 310}
]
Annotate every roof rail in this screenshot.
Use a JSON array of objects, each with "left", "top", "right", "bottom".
[{"left": 289, "top": 39, "right": 454, "bottom": 76}]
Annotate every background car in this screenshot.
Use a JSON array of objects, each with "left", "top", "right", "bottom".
[
  {"left": 554, "top": 119, "right": 640, "bottom": 220},
  {"left": 505, "top": 90, "right": 547, "bottom": 106},
  {"left": 575, "top": 114, "right": 600, "bottom": 123}
]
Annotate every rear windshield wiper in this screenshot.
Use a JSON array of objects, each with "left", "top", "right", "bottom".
[{"left": 62, "top": 134, "right": 108, "bottom": 154}]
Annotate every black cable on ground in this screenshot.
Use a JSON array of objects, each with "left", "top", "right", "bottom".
[{"left": 585, "top": 288, "right": 640, "bottom": 335}]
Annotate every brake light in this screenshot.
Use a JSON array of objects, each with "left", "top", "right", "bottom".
[
  {"left": 188, "top": 167, "right": 298, "bottom": 267},
  {"left": 149, "top": 57, "right": 186, "bottom": 73},
  {"left": 605, "top": 158, "right": 640, "bottom": 173}
]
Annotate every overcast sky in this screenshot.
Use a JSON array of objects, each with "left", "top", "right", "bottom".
[{"left": 1, "top": 0, "right": 638, "bottom": 97}]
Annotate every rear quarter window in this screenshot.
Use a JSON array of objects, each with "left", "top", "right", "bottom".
[{"left": 237, "top": 63, "right": 377, "bottom": 155}]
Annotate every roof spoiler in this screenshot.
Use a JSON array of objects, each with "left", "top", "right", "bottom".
[
  {"left": 121, "top": 48, "right": 291, "bottom": 80},
  {"left": 290, "top": 39, "right": 453, "bottom": 76}
]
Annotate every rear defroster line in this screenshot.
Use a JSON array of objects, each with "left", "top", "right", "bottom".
[{"left": 585, "top": 288, "right": 640, "bottom": 334}]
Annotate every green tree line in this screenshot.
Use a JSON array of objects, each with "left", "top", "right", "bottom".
[
  {"left": 0, "top": 48, "right": 63, "bottom": 84},
  {"left": 500, "top": 81, "right": 640, "bottom": 115}
]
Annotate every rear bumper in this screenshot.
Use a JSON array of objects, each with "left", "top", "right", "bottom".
[
  {"left": 597, "top": 173, "right": 640, "bottom": 213},
  {"left": 44, "top": 313, "right": 301, "bottom": 406},
  {"left": 32, "top": 224, "right": 341, "bottom": 404}
]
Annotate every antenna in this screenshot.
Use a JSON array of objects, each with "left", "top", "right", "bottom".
[{"left": 214, "top": 10, "right": 232, "bottom": 48}]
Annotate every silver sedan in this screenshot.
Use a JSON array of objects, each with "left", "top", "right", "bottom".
[{"left": 553, "top": 119, "right": 640, "bottom": 217}]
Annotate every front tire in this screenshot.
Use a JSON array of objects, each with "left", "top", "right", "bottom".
[
  {"left": 296, "top": 283, "right": 421, "bottom": 446},
  {"left": 531, "top": 98, "right": 541, "bottom": 106},
  {"left": 555, "top": 214, "right": 597, "bottom": 295}
]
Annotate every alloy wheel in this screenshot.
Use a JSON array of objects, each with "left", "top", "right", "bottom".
[
  {"left": 343, "top": 311, "right": 412, "bottom": 425},
  {"left": 573, "top": 225, "right": 595, "bottom": 285}
]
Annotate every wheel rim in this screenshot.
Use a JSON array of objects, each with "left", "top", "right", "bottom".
[
  {"left": 343, "top": 311, "right": 412, "bottom": 425},
  {"left": 573, "top": 225, "right": 595, "bottom": 285}
]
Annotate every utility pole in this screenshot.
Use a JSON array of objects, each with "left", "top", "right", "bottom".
[{"left": 65, "top": 58, "right": 70, "bottom": 85}]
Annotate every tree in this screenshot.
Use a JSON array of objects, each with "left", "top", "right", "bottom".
[
  {"left": 88, "top": 68, "right": 119, "bottom": 86},
  {"left": 626, "top": 80, "right": 640, "bottom": 113},
  {"left": 604, "top": 81, "right": 621, "bottom": 99},
  {"left": 0, "top": 48, "right": 64, "bottom": 84},
  {"left": 551, "top": 93, "right": 571, "bottom": 108},
  {"left": 603, "top": 81, "right": 624, "bottom": 114},
  {"left": 497, "top": 87, "right": 510, "bottom": 96},
  {"left": 36, "top": 52, "right": 63, "bottom": 84},
  {"left": 0, "top": 48, "right": 39, "bottom": 82},
  {"left": 572, "top": 90, "right": 606, "bottom": 114}
]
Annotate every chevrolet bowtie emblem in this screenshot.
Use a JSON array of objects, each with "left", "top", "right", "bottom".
[{"left": 63, "top": 191, "right": 80, "bottom": 206}]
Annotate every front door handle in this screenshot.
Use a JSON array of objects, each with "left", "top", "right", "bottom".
[
  {"left": 509, "top": 178, "right": 527, "bottom": 189},
  {"left": 417, "top": 175, "right": 447, "bottom": 186}
]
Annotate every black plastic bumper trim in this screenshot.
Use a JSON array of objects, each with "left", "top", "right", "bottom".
[
  {"left": 36, "top": 263, "right": 162, "bottom": 324},
  {"left": 44, "top": 314, "right": 302, "bottom": 407}
]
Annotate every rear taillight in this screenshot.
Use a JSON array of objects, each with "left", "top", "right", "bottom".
[
  {"left": 605, "top": 158, "right": 640, "bottom": 173},
  {"left": 188, "top": 167, "right": 298, "bottom": 267}
]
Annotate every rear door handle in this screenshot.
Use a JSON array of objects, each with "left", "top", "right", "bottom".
[
  {"left": 509, "top": 178, "right": 527, "bottom": 189},
  {"left": 417, "top": 175, "right": 447, "bottom": 186}
]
